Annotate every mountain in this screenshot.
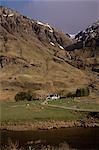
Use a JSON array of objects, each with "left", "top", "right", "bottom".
[
  {"left": 0, "top": 6, "right": 98, "bottom": 101},
  {"left": 65, "top": 21, "right": 99, "bottom": 71}
]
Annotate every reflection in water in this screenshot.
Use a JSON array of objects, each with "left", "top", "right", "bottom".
[
  {"left": 1, "top": 127, "right": 99, "bottom": 150},
  {"left": 1, "top": 140, "right": 72, "bottom": 150},
  {"left": 26, "top": 142, "right": 71, "bottom": 150},
  {"left": 26, "top": 141, "right": 71, "bottom": 150}
]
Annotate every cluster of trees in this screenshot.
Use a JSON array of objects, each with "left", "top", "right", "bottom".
[
  {"left": 15, "top": 87, "right": 90, "bottom": 101},
  {"left": 15, "top": 92, "right": 32, "bottom": 102},
  {"left": 67, "top": 87, "right": 90, "bottom": 98},
  {"left": 76, "top": 87, "right": 90, "bottom": 97}
]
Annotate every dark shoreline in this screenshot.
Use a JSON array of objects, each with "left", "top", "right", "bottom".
[{"left": 1, "top": 120, "right": 99, "bottom": 131}]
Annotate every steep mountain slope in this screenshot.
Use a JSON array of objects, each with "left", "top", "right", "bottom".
[{"left": 0, "top": 6, "right": 98, "bottom": 101}]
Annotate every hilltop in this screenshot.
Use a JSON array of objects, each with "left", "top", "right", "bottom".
[{"left": 0, "top": 6, "right": 98, "bottom": 101}]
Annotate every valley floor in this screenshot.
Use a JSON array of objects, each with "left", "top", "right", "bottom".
[{"left": 0, "top": 98, "right": 99, "bottom": 130}]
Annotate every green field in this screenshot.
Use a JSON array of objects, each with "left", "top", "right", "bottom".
[
  {"left": 48, "top": 98, "right": 99, "bottom": 110},
  {"left": 0, "top": 100, "right": 87, "bottom": 122},
  {"left": 0, "top": 98, "right": 99, "bottom": 123}
]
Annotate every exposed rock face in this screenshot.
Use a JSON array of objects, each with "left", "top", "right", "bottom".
[
  {"left": 0, "top": 6, "right": 72, "bottom": 48},
  {"left": 65, "top": 21, "right": 99, "bottom": 72},
  {"left": 75, "top": 21, "right": 99, "bottom": 47},
  {"left": 66, "top": 21, "right": 99, "bottom": 50},
  {"left": 0, "top": 6, "right": 98, "bottom": 100}
]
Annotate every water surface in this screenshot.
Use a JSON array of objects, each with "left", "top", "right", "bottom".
[{"left": 1, "top": 127, "right": 99, "bottom": 149}]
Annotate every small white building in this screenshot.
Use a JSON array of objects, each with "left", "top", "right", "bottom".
[{"left": 46, "top": 94, "right": 60, "bottom": 100}]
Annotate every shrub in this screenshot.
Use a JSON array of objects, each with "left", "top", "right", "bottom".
[
  {"left": 67, "top": 92, "right": 73, "bottom": 97},
  {"left": 66, "top": 92, "right": 76, "bottom": 98},
  {"left": 15, "top": 91, "right": 32, "bottom": 101},
  {"left": 76, "top": 87, "right": 90, "bottom": 97}
]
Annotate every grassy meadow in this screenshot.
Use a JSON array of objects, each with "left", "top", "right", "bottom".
[
  {"left": 0, "top": 98, "right": 99, "bottom": 123},
  {"left": 0, "top": 100, "right": 86, "bottom": 122},
  {"left": 48, "top": 98, "right": 99, "bottom": 110}
]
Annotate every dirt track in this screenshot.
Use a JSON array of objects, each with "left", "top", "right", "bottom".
[{"left": 44, "top": 104, "right": 99, "bottom": 113}]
